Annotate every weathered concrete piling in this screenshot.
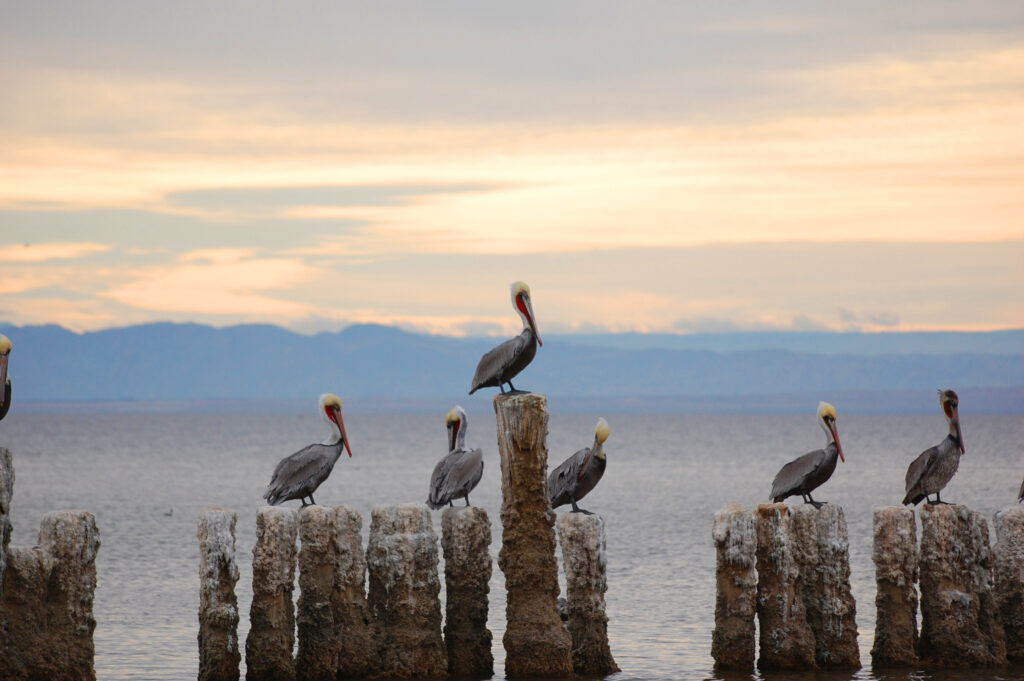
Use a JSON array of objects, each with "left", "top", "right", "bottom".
[
  {"left": 2, "top": 510, "right": 100, "bottom": 681},
  {"left": 870, "top": 507, "right": 919, "bottom": 667},
  {"left": 441, "top": 506, "right": 493, "bottom": 678},
  {"left": 754, "top": 503, "right": 816, "bottom": 670},
  {"left": 918, "top": 504, "right": 1006, "bottom": 666},
  {"left": 995, "top": 506, "right": 1024, "bottom": 661},
  {"left": 198, "top": 508, "right": 241, "bottom": 681},
  {"left": 791, "top": 505, "right": 859, "bottom": 669},
  {"left": 711, "top": 503, "right": 757, "bottom": 670},
  {"left": 557, "top": 512, "right": 619, "bottom": 675},
  {"left": 494, "top": 393, "right": 573, "bottom": 678},
  {"left": 367, "top": 504, "right": 447, "bottom": 679},
  {"left": 246, "top": 506, "right": 298, "bottom": 681},
  {"left": 296, "top": 505, "right": 382, "bottom": 681}
]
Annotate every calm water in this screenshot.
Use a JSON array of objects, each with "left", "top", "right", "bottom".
[{"left": 3, "top": 410, "right": 1024, "bottom": 681}]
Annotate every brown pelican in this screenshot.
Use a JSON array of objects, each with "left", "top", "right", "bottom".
[
  {"left": 469, "top": 281, "right": 542, "bottom": 395},
  {"left": 549, "top": 418, "right": 609, "bottom": 514},
  {"left": 0, "top": 335, "right": 10, "bottom": 422},
  {"left": 903, "top": 389, "right": 964, "bottom": 506},
  {"left": 426, "top": 405, "right": 484, "bottom": 509},
  {"left": 264, "top": 393, "right": 352, "bottom": 507},
  {"left": 769, "top": 401, "right": 844, "bottom": 508}
]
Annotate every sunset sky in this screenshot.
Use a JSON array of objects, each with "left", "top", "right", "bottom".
[{"left": 2, "top": 2, "right": 1022, "bottom": 336}]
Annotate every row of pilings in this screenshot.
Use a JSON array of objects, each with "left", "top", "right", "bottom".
[
  {"left": 199, "top": 393, "right": 617, "bottom": 681},
  {"left": 713, "top": 501, "right": 1024, "bottom": 671}
]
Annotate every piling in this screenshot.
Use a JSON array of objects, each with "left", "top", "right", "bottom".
[
  {"left": 557, "top": 512, "right": 619, "bottom": 675},
  {"left": 711, "top": 503, "right": 756, "bottom": 671},
  {"left": 870, "top": 507, "right": 919, "bottom": 667},
  {"left": 246, "top": 506, "right": 298, "bottom": 681},
  {"left": 494, "top": 392, "right": 573, "bottom": 678},
  {"left": 918, "top": 504, "right": 1006, "bottom": 666},
  {"left": 2, "top": 510, "right": 100, "bottom": 681},
  {"left": 198, "top": 508, "right": 241, "bottom": 681},
  {"left": 296, "top": 506, "right": 342, "bottom": 681},
  {"left": 994, "top": 506, "right": 1024, "bottom": 661},
  {"left": 329, "top": 506, "right": 382, "bottom": 679},
  {"left": 791, "top": 505, "right": 860, "bottom": 669},
  {"left": 755, "top": 502, "right": 816, "bottom": 670},
  {"left": 367, "top": 504, "right": 447, "bottom": 679},
  {"left": 441, "top": 506, "right": 493, "bottom": 678}
]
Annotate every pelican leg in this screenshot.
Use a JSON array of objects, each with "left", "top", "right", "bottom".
[
  {"left": 308, "top": 494, "right": 316, "bottom": 507},
  {"left": 464, "top": 494, "right": 471, "bottom": 507},
  {"left": 506, "top": 380, "right": 527, "bottom": 395},
  {"left": 805, "top": 493, "right": 826, "bottom": 509},
  {"left": 569, "top": 498, "right": 594, "bottom": 515},
  {"left": 928, "top": 492, "right": 951, "bottom": 505},
  {"left": 448, "top": 500, "right": 454, "bottom": 508},
  {"left": 498, "top": 383, "right": 507, "bottom": 394}
]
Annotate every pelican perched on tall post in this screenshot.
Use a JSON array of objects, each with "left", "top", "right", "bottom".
[
  {"left": 427, "top": 405, "right": 484, "bottom": 509},
  {"left": 769, "top": 401, "right": 844, "bottom": 508},
  {"left": 549, "top": 418, "right": 610, "bottom": 514},
  {"left": 0, "top": 335, "right": 10, "bottom": 422},
  {"left": 469, "top": 281, "right": 542, "bottom": 395},
  {"left": 903, "top": 389, "right": 964, "bottom": 506},
  {"left": 264, "top": 393, "right": 352, "bottom": 507}
]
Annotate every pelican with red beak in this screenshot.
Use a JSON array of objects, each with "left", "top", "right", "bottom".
[
  {"left": 903, "top": 389, "right": 965, "bottom": 506},
  {"left": 264, "top": 393, "right": 352, "bottom": 507},
  {"left": 469, "top": 281, "right": 542, "bottom": 395},
  {"left": 769, "top": 401, "right": 845, "bottom": 508},
  {"left": 0, "top": 335, "right": 10, "bottom": 422},
  {"left": 427, "top": 405, "right": 484, "bottom": 509}
]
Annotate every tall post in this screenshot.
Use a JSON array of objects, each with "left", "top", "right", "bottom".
[
  {"left": 995, "top": 506, "right": 1024, "bottom": 661},
  {"left": 246, "top": 507, "right": 298, "bottom": 681},
  {"left": 441, "top": 506, "right": 493, "bottom": 678},
  {"left": 331, "top": 506, "right": 382, "bottom": 678},
  {"left": 870, "top": 507, "right": 919, "bottom": 667},
  {"left": 557, "top": 512, "right": 619, "bottom": 675},
  {"left": 711, "top": 503, "right": 756, "bottom": 671},
  {"left": 296, "top": 506, "right": 342, "bottom": 681},
  {"left": 791, "top": 505, "right": 860, "bottom": 669},
  {"left": 366, "top": 504, "right": 447, "bottom": 679},
  {"left": 755, "top": 503, "right": 816, "bottom": 671},
  {"left": 918, "top": 504, "right": 1006, "bottom": 666},
  {"left": 494, "top": 392, "right": 573, "bottom": 678},
  {"left": 2, "top": 510, "right": 100, "bottom": 681},
  {"left": 198, "top": 507, "right": 241, "bottom": 681}
]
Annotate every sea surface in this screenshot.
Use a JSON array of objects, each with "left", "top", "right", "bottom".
[{"left": 3, "top": 410, "right": 1024, "bottom": 681}]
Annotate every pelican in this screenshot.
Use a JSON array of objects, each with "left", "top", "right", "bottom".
[
  {"left": 469, "top": 281, "right": 542, "bottom": 395},
  {"left": 549, "top": 418, "right": 610, "bottom": 514},
  {"left": 264, "top": 393, "right": 352, "bottom": 507},
  {"left": 769, "top": 401, "right": 844, "bottom": 508},
  {"left": 426, "top": 405, "right": 484, "bottom": 509},
  {"left": 903, "top": 389, "right": 964, "bottom": 506},
  {"left": 0, "top": 335, "right": 10, "bottom": 422}
]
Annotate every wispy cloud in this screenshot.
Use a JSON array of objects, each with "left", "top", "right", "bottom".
[{"left": 0, "top": 241, "right": 111, "bottom": 262}]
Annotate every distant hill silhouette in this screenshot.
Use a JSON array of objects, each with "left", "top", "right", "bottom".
[{"left": 1, "top": 322, "right": 1022, "bottom": 412}]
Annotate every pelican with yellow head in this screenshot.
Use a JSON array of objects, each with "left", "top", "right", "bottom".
[
  {"left": 549, "top": 417, "right": 610, "bottom": 514},
  {"left": 426, "top": 405, "right": 484, "bottom": 509},
  {"left": 769, "top": 401, "right": 845, "bottom": 508},
  {"left": 469, "top": 281, "right": 542, "bottom": 395}
]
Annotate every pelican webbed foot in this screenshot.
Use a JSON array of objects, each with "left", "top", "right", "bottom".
[
  {"left": 569, "top": 499, "right": 594, "bottom": 515},
  {"left": 803, "top": 494, "right": 827, "bottom": 509}
]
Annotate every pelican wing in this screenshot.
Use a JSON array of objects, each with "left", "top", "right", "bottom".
[
  {"left": 769, "top": 449, "right": 826, "bottom": 501},
  {"left": 427, "top": 448, "right": 484, "bottom": 509},
  {"left": 0, "top": 381, "right": 9, "bottom": 422},
  {"left": 469, "top": 332, "right": 530, "bottom": 393},
  {"left": 548, "top": 446, "right": 589, "bottom": 506},
  {"left": 902, "top": 445, "right": 938, "bottom": 505},
  {"left": 265, "top": 443, "right": 338, "bottom": 505},
  {"left": 1019, "top": 475, "right": 1024, "bottom": 503}
]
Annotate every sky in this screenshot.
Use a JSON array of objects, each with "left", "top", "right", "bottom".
[{"left": 1, "top": 2, "right": 1022, "bottom": 337}]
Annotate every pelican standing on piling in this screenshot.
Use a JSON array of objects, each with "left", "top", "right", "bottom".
[
  {"left": 549, "top": 417, "right": 610, "bottom": 515},
  {"left": 264, "top": 393, "right": 352, "bottom": 507},
  {"left": 903, "top": 389, "right": 964, "bottom": 506},
  {"left": 769, "top": 401, "right": 845, "bottom": 508},
  {"left": 427, "top": 405, "right": 484, "bottom": 509},
  {"left": 469, "top": 281, "right": 542, "bottom": 395},
  {"left": 0, "top": 335, "right": 10, "bottom": 422}
]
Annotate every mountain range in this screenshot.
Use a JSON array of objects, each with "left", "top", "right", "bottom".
[{"left": 1, "top": 322, "right": 1022, "bottom": 413}]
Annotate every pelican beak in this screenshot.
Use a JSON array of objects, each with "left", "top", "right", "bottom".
[
  {"left": 522, "top": 295, "right": 542, "bottom": 347},
  {"left": 831, "top": 421, "right": 844, "bottom": 463},
  {"left": 447, "top": 419, "right": 459, "bottom": 452},
  {"left": 336, "top": 409, "right": 352, "bottom": 457},
  {"left": 954, "top": 412, "right": 965, "bottom": 454}
]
